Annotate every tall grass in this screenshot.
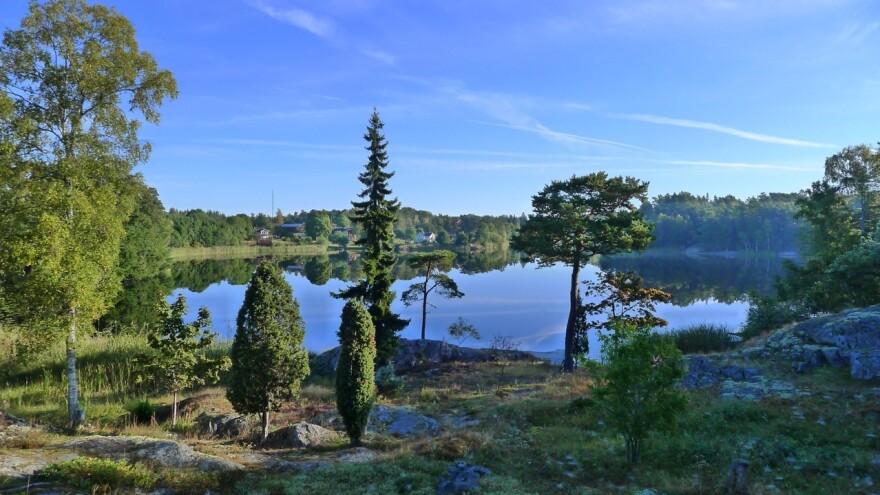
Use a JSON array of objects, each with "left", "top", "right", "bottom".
[
  {"left": 0, "top": 325, "right": 231, "bottom": 425},
  {"left": 668, "top": 323, "right": 740, "bottom": 354}
]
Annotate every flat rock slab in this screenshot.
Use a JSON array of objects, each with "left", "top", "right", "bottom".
[
  {"left": 265, "top": 422, "right": 340, "bottom": 448},
  {"left": 64, "top": 435, "right": 243, "bottom": 472},
  {"left": 369, "top": 405, "right": 439, "bottom": 438}
]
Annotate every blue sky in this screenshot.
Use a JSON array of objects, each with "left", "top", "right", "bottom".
[{"left": 2, "top": 0, "right": 879, "bottom": 216}]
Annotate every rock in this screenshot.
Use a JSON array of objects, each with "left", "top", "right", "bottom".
[
  {"left": 682, "top": 356, "right": 721, "bottom": 389},
  {"left": 437, "top": 461, "right": 492, "bottom": 495},
  {"left": 820, "top": 347, "right": 850, "bottom": 367},
  {"left": 337, "top": 447, "right": 379, "bottom": 463},
  {"left": 0, "top": 410, "right": 28, "bottom": 427},
  {"left": 721, "top": 365, "right": 763, "bottom": 381},
  {"left": 369, "top": 405, "right": 439, "bottom": 438},
  {"left": 850, "top": 350, "right": 880, "bottom": 380},
  {"left": 720, "top": 378, "right": 806, "bottom": 400},
  {"left": 798, "top": 306, "right": 880, "bottom": 349},
  {"left": 0, "top": 454, "right": 51, "bottom": 478},
  {"left": 312, "top": 338, "right": 534, "bottom": 376},
  {"left": 64, "top": 435, "right": 243, "bottom": 472},
  {"left": 724, "top": 459, "right": 749, "bottom": 495},
  {"left": 195, "top": 412, "right": 255, "bottom": 438},
  {"left": 265, "top": 422, "right": 340, "bottom": 448}
]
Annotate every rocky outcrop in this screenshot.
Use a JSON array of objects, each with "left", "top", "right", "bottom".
[
  {"left": 311, "top": 338, "right": 535, "bottom": 375},
  {"left": 265, "top": 422, "right": 340, "bottom": 448},
  {"left": 437, "top": 461, "right": 492, "bottom": 495},
  {"left": 63, "top": 435, "right": 243, "bottom": 472},
  {"left": 682, "top": 356, "right": 763, "bottom": 389},
  {"left": 744, "top": 305, "right": 880, "bottom": 380},
  {"left": 368, "top": 405, "right": 440, "bottom": 438}
]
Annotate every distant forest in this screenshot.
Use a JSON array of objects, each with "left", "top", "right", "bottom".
[{"left": 167, "top": 191, "right": 805, "bottom": 253}]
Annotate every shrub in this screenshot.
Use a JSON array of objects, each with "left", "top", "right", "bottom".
[
  {"left": 40, "top": 457, "right": 158, "bottom": 492},
  {"left": 129, "top": 399, "right": 156, "bottom": 424},
  {"left": 336, "top": 300, "right": 376, "bottom": 445},
  {"left": 448, "top": 317, "right": 481, "bottom": 347},
  {"left": 741, "top": 295, "right": 804, "bottom": 340},
  {"left": 375, "top": 363, "right": 404, "bottom": 397},
  {"left": 591, "top": 325, "right": 687, "bottom": 464},
  {"left": 669, "top": 323, "right": 739, "bottom": 354}
]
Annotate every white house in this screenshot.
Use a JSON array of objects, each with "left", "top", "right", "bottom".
[{"left": 415, "top": 231, "right": 436, "bottom": 243}]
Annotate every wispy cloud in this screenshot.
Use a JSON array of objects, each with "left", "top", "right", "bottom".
[
  {"left": 248, "top": 0, "right": 335, "bottom": 38},
  {"left": 834, "top": 21, "right": 879, "bottom": 48},
  {"left": 419, "top": 80, "right": 650, "bottom": 152},
  {"left": 615, "top": 113, "right": 834, "bottom": 148},
  {"left": 361, "top": 48, "right": 396, "bottom": 65},
  {"left": 651, "top": 159, "right": 816, "bottom": 172}
]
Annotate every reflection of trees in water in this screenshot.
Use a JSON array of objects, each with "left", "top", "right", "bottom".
[
  {"left": 166, "top": 248, "right": 521, "bottom": 293},
  {"left": 598, "top": 254, "right": 787, "bottom": 305}
]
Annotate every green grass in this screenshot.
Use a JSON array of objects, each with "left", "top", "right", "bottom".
[
  {"left": 669, "top": 322, "right": 740, "bottom": 354},
  {"left": 40, "top": 457, "right": 159, "bottom": 493},
  {"left": 169, "top": 241, "right": 330, "bottom": 260}
]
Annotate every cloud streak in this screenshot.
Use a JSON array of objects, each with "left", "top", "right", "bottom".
[
  {"left": 248, "top": 0, "right": 335, "bottom": 38},
  {"left": 616, "top": 113, "right": 834, "bottom": 148}
]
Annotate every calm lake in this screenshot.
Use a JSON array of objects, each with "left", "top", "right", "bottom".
[{"left": 167, "top": 250, "right": 790, "bottom": 358}]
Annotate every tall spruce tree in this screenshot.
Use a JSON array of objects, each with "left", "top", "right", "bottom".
[
  {"left": 335, "top": 299, "right": 376, "bottom": 446},
  {"left": 335, "top": 110, "right": 408, "bottom": 364},
  {"left": 227, "top": 261, "right": 310, "bottom": 443}
]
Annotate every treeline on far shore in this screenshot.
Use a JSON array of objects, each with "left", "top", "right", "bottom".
[{"left": 166, "top": 192, "right": 807, "bottom": 253}]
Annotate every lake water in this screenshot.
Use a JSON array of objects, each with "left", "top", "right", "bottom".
[{"left": 166, "top": 250, "right": 789, "bottom": 358}]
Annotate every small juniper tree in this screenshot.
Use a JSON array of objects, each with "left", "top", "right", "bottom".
[
  {"left": 227, "top": 261, "right": 310, "bottom": 443},
  {"left": 591, "top": 324, "right": 687, "bottom": 465},
  {"left": 148, "top": 295, "right": 229, "bottom": 426},
  {"left": 448, "top": 317, "right": 481, "bottom": 347},
  {"left": 336, "top": 300, "right": 376, "bottom": 446}
]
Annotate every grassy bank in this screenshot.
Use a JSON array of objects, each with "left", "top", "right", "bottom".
[{"left": 169, "top": 242, "right": 330, "bottom": 261}]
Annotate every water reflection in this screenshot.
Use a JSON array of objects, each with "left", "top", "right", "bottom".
[{"left": 149, "top": 249, "right": 788, "bottom": 356}]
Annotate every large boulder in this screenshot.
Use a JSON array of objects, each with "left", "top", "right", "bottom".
[
  {"left": 798, "top": 306, "right": 880, "bottom": 350},
  {"left": 265, "top": 422, "right": 340, "bottom": 448},
  {"left": 64, "top": 436, "right": 243, "bottom": 472},
  {"left": 851, "top": 350, "right": 880, "bottom": 381},
  {"left": 368, "top": 405, "right": 439, "bottom": 438},
  {"left": 195, "top": 412, "right": 256, "bottom": 438},
  {"left": 311, "top": 338, "right": 534, "bottom": 375}
]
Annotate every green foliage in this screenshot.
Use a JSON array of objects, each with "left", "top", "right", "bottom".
[
  {"left": 336, "top": 110, "right": 408, "bottom": 365},
  {"left": 824, "top": 144, "right": 880, "bottom": 234},
  {"left": 643, "top": 191, "right": 805, "bottom": 252},
  {"left": 374, "top": 363, "right": 404, "bottom": 397},
  {"left": 40, "top": 457, "right": 158, "bottom": 492},
  {"left": 513, "top": 172, "right": 653, "bottom": 371},
  {"left": 129, "top": 399, "right": 157, "bottom": 424},
  {"left": 335, "top": 300, "right": 376, "bottom": 445},
  {"left": 577, "top": 269, "right": 672, "bottom": 358},
  {"left": 0, "top": 0, "right": 177, "bottom": 426},
  {"left": 304, "top": 255, "right": 332, "bottom": 285},
  {"left": 306, "top": 210, "right": 332, "bottom": 241},
  {"left": 448, "top": 317, "right": 481, "bottom": 346},
  {"left": 146, "top": 295, "right": 230, "bottom": 425},
  {"left": 591, "top": 325, "right": 687, "bottom": 464},
  {"left": 227, "top": 261, "right": 310, "bottom": 440},
  {"left": 401, "top": 251, "right": 464, "bottom": 340},
  {"left": 669, "top": 323, "right": 739, "bottom": 354},
  {"left": 741, "top": 294, "right": 804, "bottom": 339},
  {"left": 168, "top": 209, "right": 253, "bottom": 248}
]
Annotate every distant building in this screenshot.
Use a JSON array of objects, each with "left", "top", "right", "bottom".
[
  {"left": 415, "top": 231, "right": 436, "bottom": 243},
  {"left": 332, "top": 226, "right": 356, "bottom": 240},
  {"left": 280, "top": 222, "right": 305, "bottom": 234},
  {"left": 254, "top": 228, "right": 272, "bottom": 246}
]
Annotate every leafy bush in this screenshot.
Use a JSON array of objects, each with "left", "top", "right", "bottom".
[
  {"left": 448, "top": 317, "right": 480, "bottom": 346},
  {"left": 669, "top": 323, "right": 739, "bottom": 354},
  {"left": 375, "top": 363, "right": 404, "bottom": 397},
  {"left": 591, "top": 325, "right": 687, "bottom": 464},
  {"left": 129, "top": 399, "right": 156, "bottom": 424},
  {"left": 741, "top": 295, "right": 804, "bottom": 340},
  {"left": 40, "top": 457, "right": 157, "bottom": 492}
]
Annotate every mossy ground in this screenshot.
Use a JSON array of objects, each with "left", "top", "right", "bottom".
[{"left": 1, "top": 326, "right": 878, "bottom": 494}]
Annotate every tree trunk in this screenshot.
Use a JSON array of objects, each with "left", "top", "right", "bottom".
[
  {"left": 66, "top": 311, "right": 81, "bottom": 428},
  {"left": 420, "top": 277, "right": 429, "bottom": 340},
  {"left": 261, "top": 411, "right": 270, "bottom": 444},
  {"left": 563, "top": 260, "right": 581, "bottom": 372},
  {"left": 172, "top": 391, "right": 178, "bottom": 427}
]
